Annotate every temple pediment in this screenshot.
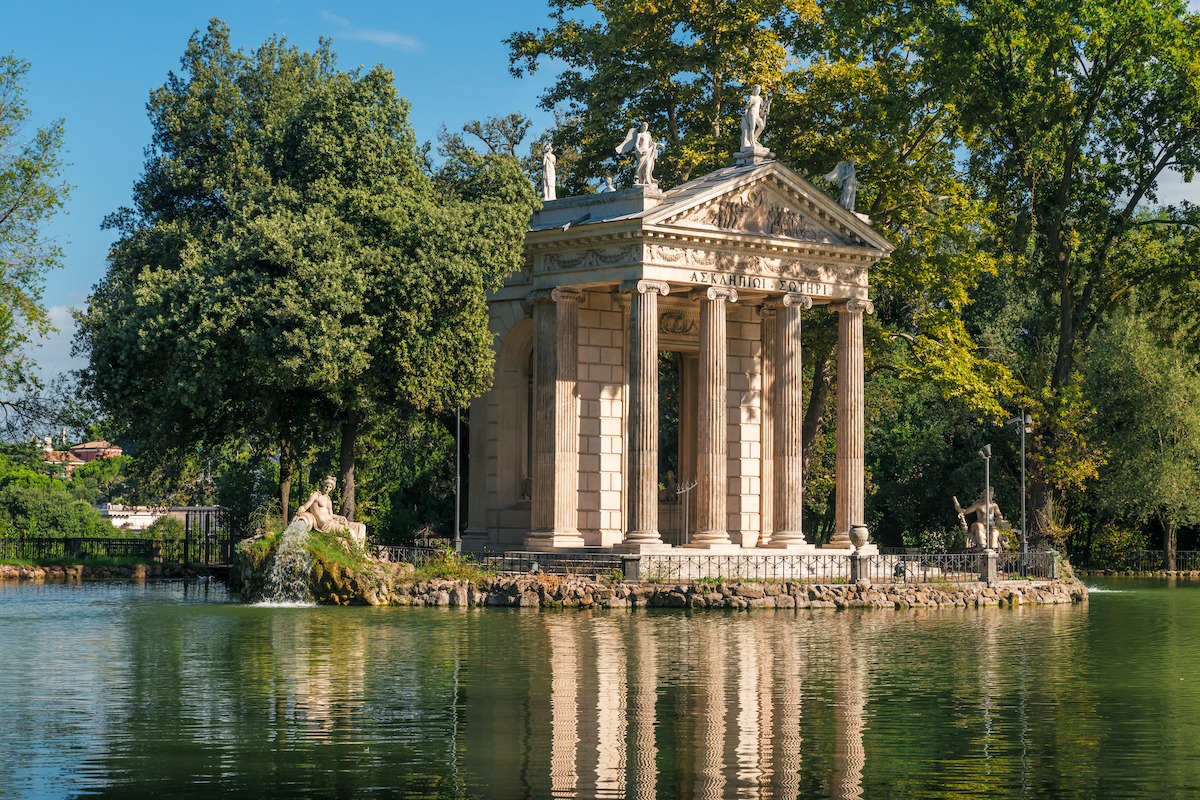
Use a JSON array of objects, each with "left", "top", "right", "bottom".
[
  {"left": 516, "top": 157, "right": 893, "bottom": 298},
  {"left": 662, "top": 184, "right": 851, "bottom": 245}
]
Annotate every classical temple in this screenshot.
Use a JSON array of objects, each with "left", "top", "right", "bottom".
[{"left": 464, "top": 147, "right": 893, "bottom": 554}]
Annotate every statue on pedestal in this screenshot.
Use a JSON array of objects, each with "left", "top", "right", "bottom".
[
  {"left": 824, "top": 157, "right": 858, "bottom": 213},
  {"left": 541, "top": 143, "right": 557, "bottom": 201},
  {"left": 740, "top": 85, "right": 771, "bottom": 150},
  {"left": 954, "top": 490, "right": 1005, "bottom": 551},
  {"left": 616, "top": 122, "right": 660, "bottom": 186},
  {"left": 296, "top": 476, "right": 367, "bottom": 547}
]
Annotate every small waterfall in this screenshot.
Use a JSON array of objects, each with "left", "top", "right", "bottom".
[{"left": 257, "top": 520, "right": 314, "bottom": 604}]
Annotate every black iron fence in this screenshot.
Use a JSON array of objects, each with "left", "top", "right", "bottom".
[
  {"left": 859, "top": 552, "right": 985, "bottom": 585},
  {"left": 997, "top": 551, "right": 1058, "bottom": 580},
  {"left": 0, "top": 506, "right": 236, "bottom": 565},
  {"left": 482, "top": 550, "right": 626, "bottom": 576},
  {"left": 1076, "top": 550, "right": 1200, "bottom": 572}
]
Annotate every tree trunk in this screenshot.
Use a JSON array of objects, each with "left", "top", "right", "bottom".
[
  {"left": 1165, "top": 519, "right": 1177, "bottom": 572},
  {"left": 279, "top": 436, "right": 294, "bottom": 526},
  {"left": 1031, "top": 479, "right": 1055, "bottom": 548},
  {"left": 338, "top": 405, "right": 360, "bottom": 521}
]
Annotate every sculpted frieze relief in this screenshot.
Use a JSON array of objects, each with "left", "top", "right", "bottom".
[
  {"left": 647, "top": 243, "right": 866, "bottom": 286},
  {"left": 540, "top": 244, "right": 640, "bottom": 272},
  {"left": 675, "top": 187, "right": 849, "bottom": 245},
  {"left": 659, "top": 311, "right": 697, "bottom": 335}
]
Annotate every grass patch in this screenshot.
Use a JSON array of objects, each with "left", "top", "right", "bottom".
[{"left": 411, "top": 548, "right": 495, "bottom": 582}]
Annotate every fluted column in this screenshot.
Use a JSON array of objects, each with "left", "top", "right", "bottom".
[
  {"left": 831, "top": 299, "right": 873, "bottom": 548},
  {"left": 758, "top": 304, "right": 776, "bottom": 547},
  {"left": 528, "top": 288, "right": 585, "bottom": 548},
  {"left": 774, "top": 293, "right": 812, "bottom": 547},
  {"left": 622, "top": 280, "right": 670, "bottom": 545},
  {"left": 692, "top": 287, "right": 737, "bottom": 546}
]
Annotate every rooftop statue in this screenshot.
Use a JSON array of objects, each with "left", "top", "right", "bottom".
[
  {"left": 824, "top": 157, "right": 858, "bottom": 213},
  {"left": 616, "top": 122, "right": 660, "bottom": 186},
  {"left": 296, "top": 476, "right": 367, "bottom": 547},
  {"left": 740, "top": 85, "right": 771, "bottom": 150},
  {"left": 541, "top": 143, "right": 557, "bottom": 201}
]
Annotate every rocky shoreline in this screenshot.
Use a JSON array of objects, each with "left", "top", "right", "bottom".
[
  {"left": 374, "top": 575, "right": 1088, "bottom": 610},
  {"left": 0, "top": 563, "right": 200, "bottom": 581}
]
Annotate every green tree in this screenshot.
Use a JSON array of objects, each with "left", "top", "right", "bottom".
[
  {"left": 925, "top": 0, "right": 1200, "bottom": 541},
  {"left": 78, "top": 21, "right": 536, "bottom": 527},
  {"left": 0, "top": 54, "right": 69, "bottom": 394},
  {"left": 1086, "top": 301, "right": 1200, "bottom": 570}
]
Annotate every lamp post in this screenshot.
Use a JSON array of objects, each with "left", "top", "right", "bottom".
[
  {"left": 978, "top": 444, "right": 992, "bottom": 550},
  {"left": 1005, "top": 411, "right": 1032, "bottom": 560}
]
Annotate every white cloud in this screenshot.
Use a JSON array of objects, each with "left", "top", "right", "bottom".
[
  {"left": 1150, "top": 168, "right": 1200, "bottom": 208},
  {"left": 320, "top": 11, "right": 422, "bottom": 52}
]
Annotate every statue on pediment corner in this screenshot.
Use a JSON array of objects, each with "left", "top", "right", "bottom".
[
  {"left": 616, "top": 122, "right": 661, "bottom": 186},
  {"left": 824, "top": 157, "right": 858, "bottom": 213}
]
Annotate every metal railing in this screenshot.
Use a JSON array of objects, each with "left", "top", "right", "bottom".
[
  {"left": 639, "top": 553, "right": 852, "bottom": 583},
  {"left": 482, "top": 550, "right": 625, "bottom": 576},
  {"left": 859, "top": 552, "right": 983, "bottom": 585},
  {"left": 374, "top": 545, "right": 442, "bottom": 566},
  {"left": 1076, "top": 550, "right": 1200, "bottom": 572},
  {"left": 0, "top": 537, "right": 156, "bottom": 562},
  {"left": 997, "top": 551, "right": 1057, "bottom": 580}
]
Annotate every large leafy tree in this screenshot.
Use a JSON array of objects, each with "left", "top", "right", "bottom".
[
  {"left": 0, "top": 54, "right": 69, "bottom": 395},
  {"left": 1086, "top": 298, "right": 1200, "bottom": 569},
  {"left": 925, "top": 0, "right": 1200, "bottom": 541},
  {"left": 78, "top": 21, "right": 536, "bottom": 524}
]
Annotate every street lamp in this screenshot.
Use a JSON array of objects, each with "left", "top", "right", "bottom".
[
  {"left": 1005, "top": 411, "right": 1032, "bottom": 559},
  {"left": 978, "top": 444, "right": 992, "bottom": 550}
]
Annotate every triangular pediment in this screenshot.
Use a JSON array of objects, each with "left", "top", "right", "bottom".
[
  {"left": 642, "top": 160, "right": 894, "bottom": 256},
  {"left": 667, "top": 183, "right": 852, "bottom": 245}
]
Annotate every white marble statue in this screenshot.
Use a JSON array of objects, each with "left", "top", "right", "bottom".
[
  {"left": 541, "top": 143, "right": 557, "bottom": 201},
  {"left": 740, "top": 85, "right": 771, "bottom": 150},
  {"left": 599, "top": 176, "right": 615, "bottom": 193},
  {"left": 296, "top": 476, "right": 367, "bottom": 547},
  {"left": 824, "top": 157, "right": 858, "bottom": 213},
  {"left": 616, "top": 122, "right": 660, "bottom": 186}
]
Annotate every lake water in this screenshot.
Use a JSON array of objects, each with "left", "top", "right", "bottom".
[{"left": 0, "top": 578, "right": 1196, "bottom": 799}]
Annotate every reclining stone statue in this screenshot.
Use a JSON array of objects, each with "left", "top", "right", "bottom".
[{"left": 295, "top": 476, "right": 367, "bottom": 547}]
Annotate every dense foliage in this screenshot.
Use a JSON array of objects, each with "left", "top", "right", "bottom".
[{"left": 77, "top": 21, "right": 537, "bottom": 533}]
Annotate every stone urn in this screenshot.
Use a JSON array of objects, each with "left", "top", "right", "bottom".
[{"left": 849, "top": 524, "right": 870, "bottom": 550}]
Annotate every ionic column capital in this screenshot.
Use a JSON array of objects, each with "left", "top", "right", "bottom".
[
  {"left": 690, "top": 287, "right": 739, "bottom": 303},
  {"left": 757, "top": 303, "right": 778, "bottom": 320},
  {"left": 783, "top": 292, "right": 813, "bottom": 310},
  {"left": 619, "top": 279, "right": 670, "bottom": 297},
  {"left": 829, "top": 298, "right": 874, "bottom": 316},
  {"left": 526, "top": 287, "right": 584, "bottom": 305}
]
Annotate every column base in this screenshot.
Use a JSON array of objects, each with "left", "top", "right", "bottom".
[
  {"left": 523, "top": 531, "right": 587, "bottom": 550},
  {"left": 686, "top": 531, "right": 732, "bottom": 548},
  {"left": 622, "top": 530, "right": 663, "bottom": 546}
]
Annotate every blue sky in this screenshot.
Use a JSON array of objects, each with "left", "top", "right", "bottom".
[
  {"left": 7, "top": 1, "right": 1200, "bottom": 379},
  {"left": 6, "top": 0, "right": 561, "bottom": 377}
]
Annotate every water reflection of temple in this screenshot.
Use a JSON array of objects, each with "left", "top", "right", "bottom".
[{"left": 476, "top": 611, "right": 889, "bottom": 800}]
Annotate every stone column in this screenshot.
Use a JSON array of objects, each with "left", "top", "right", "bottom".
[
  {"left": 773, "top": 292, "right": 812, "bottom": 547},
  {"left": 757, "top": 304, "right": 776, "bottom": 547},
  {"left": 830, "top": 298, "right": 873, "bottom": 548},
  {"left": 692, "top": 287, "right": 737, "bottom": 546},
  {"left": 462, "top": 393, "right": 490, "bottom": 551},
  {"left": 622, "top": 280, "right": 670, "bottom": 546},
  {"left": 528, "top": 288, "right": 585, "bottom": 549}
]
